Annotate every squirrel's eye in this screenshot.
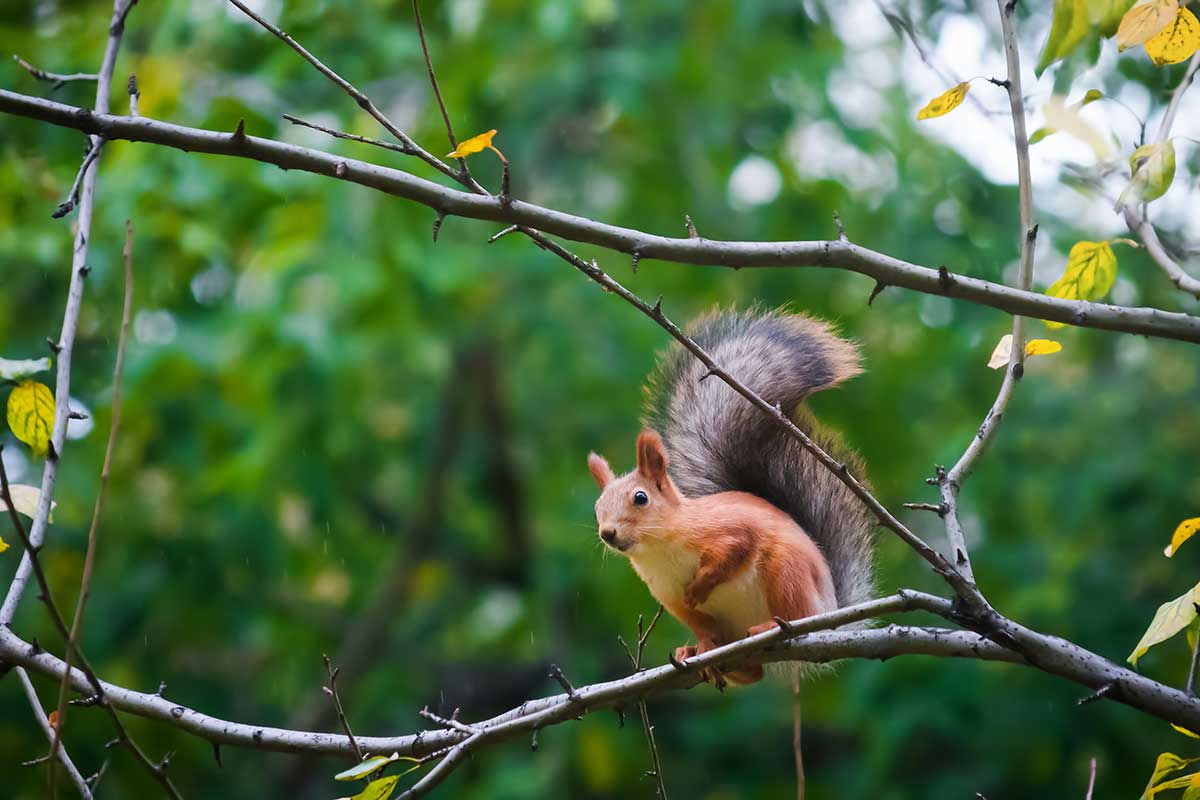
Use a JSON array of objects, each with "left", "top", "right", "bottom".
[{"left": 632, "top": 490, "right": 649, "bottom": 506}]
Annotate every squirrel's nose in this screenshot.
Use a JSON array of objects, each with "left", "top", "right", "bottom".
[{"left": 600, "top": 528, "right": 617, "bottom": 544}]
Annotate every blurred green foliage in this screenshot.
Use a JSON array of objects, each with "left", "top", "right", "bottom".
[{"left": 1, "top": 0, "right": 1199, "bottom": 798}]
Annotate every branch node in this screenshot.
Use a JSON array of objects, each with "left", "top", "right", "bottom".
[
  {"left": 937, "top": 265, "right": 954, "bottom": 292},
  {"left": 335, "top": 161, "right": 348, "bottom": 178},
  {"left": 232, "top": 118, "right": 246, "bottom": 142},
  {"left": 548, "top": 664, "right": 579, "bottom": 700},
  {"left": 684, "top": 214, "right": 699, "bottom": 239},
  {"left": 832, "top": 210, "right": 847, "bottom": 241}
]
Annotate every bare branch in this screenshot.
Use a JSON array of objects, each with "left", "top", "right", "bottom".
[
  {"left": 1, "top": 0, "right": 136, "bottom": 628},
  {"left": 323, "top": 655, "right": 363, "bottom": 762},
  {"left": 12, "top": 54, "right": 98, "bottom": 86},
  {"left": 281, "top": 113, "right": 414, "bottom": 156},
  {"left": 49, "top": 218, "right": 135, "bottom": 779},
  {"left": 936, "top": 0, "right": 1040, "bottom": 580},
  {"left": 1121, "top": 52, "right": 1200, "bottom": 299},
  {"left": 15, "top": 667, "right": 92, "bottom": 799},
  {"left": 0, "top": 451, "right": 182, "bottom": 798},
  {"left": 224, "top": 0, "right": 464, "bottom": 185},
  {"left": 4, "top": 90, "right": 1196, "bottom": 344}
]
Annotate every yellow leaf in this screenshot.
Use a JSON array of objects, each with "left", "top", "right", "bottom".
[
  {"left": 1129, "top": 583, "right": 1200, "bottom": 665},
  {"left": 6, "top": 379, "right": 55, "bottom": 457},
  {"left": 1142, "top": 753, "right": 1200, "bottom": 800},
  {"left": 917, "top": 83, "right": 970, "bottom": 120},
  {"left": 447, "top": 129, "right": 505, "bottom": 161},
  {"left": 987, "top": 335, "right": 1061, "bottom": 369},
  {"left": 336, "top": 775, "right": 401, "bottom": 800},
  {"left": 1044, "top": 241, "right": 1118, "bottom": 322},
  {"left": 0, "top": 484, "right": 55, "bottom": 523},
  {"left": 0, "top": 533, "right": 7, "bottom": 553},
  {"left": 1149, "top": 772, "right": 1200, "bottom": 798},
  {"left": 1173, "top": 724, "right": 1200, "bottom": 738},
  {"left": 1025, "top": 339, "right": 1063, "bottom": 357},
  {"left": 1117, "top": 0, "right": 1180, "bottom": 50},
  {"left": 1116, "top": 140, "right": 1177, "bottom": 211},
  {"left": 1145, "top": 7, "right": 1200, "bottom": 65},
  {"left": 1166, "top": 518, "right": 1200, "bottom": 557}
]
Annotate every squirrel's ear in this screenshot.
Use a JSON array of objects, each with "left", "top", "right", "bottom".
[
  {"left": 588, "top": 452, "right": 615, "bottom": 489},
  {"left": 636, "top": 430, "right": 669, "bottom": 485}
]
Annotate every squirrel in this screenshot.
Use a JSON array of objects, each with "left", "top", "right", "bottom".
[{"left": 587, "top": 308, "right": 874, "bottom": 688}]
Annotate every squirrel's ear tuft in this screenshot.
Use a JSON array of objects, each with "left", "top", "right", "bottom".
[
  {"left": 636, "top": 430, "right": 669, "bottom": 485},
  {"left": 588, "top": 452, "right": 615, "bottom": 490}
]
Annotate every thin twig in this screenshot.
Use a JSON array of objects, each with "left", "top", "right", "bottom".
[
  {"left": 49, "top": 218, "right": 134, "bottom": 779},
  {"left": 281, "top": 113, "right": 413, "bottom": 155},
  {"left": 1084, "top": 757, "right": 1096, "bottom": 800},
  {"left": 323, "top": 655, "right": 364, "bottom": 762},
  {"left": 411, "top": 0, "right": 465, "bottom": 171},
  {"left": 12, "top": 54, "right": 98, "bottom": 86},
  {"left": 52, "top": 138, "right": 104, "bottom": 218},
  {"left": 1186, "top": 623, "right": 1200, "bottom": 696},
  {"left": 1122, "top": 51, "right": 1200, "bottom": 298},
  {"left": 624, "top": 607, "right": 668, "bottom": 798},
  {"left": 225, "top": 0, "right": 463, "bottom": 185},
  {"left": 0, "top": 451, "right": 182, "bottom": 798},
  {"left": 16, "top": 667, "right": 92, "bottom": 799},
  {"left": 0, "top": 0, "right": 136, "bottom": 628}
]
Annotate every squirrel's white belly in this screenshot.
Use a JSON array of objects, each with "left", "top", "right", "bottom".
[
  {"left": 629, "top": 543, "right": 771, "bottom": 641},
  {"left": 698, "top": 564, "right": 772, "bottom": 639},
  {"left": 629, "top": 543, "right": 699, "bottom": 608}
]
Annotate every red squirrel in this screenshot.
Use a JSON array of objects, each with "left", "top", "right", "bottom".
[{"left": 587, "top": 309, "right": 874, "bottom": 687}]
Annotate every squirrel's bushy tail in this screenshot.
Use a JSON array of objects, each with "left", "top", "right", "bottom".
[{"left": 644, "top": 308, "right": 875, "bottom": 608}]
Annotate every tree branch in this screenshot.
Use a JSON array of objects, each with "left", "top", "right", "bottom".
[
  {"left": 1, "top": 90, "right": 1198, "bottom": 343},
  {"left": 48, "top": 217, "right": 134, "bottom": 787},
  {"left": 0, "top": 0, "right": 136, "bottom": 627},
  {"left": 1122, "top": 50, "right": 1200, "bottom": 299},
  {"left": 15, "top": 666, "right": 92, "bottom": 799}
]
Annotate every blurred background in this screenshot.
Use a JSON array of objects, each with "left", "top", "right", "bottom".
[{"left": 1, "top": 0, "right": 1199, "bottom": 797}]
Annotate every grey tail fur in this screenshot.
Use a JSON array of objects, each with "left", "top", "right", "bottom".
[{"left": 643, "top": 307, "right": 875, "bottom": 609}]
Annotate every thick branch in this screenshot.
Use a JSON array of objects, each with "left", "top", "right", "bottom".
[
  {"left": 2, "top": 90, "right": 1199, "bottom": 344},
  {"left": 0, "top": 611, "right": 1016, "bottom": 759}
]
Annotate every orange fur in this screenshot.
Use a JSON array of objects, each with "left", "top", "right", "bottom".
[{"left": 590, "top": 431, "right": 838, "bottom": 687}]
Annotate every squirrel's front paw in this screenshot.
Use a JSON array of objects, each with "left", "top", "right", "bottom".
[{"left": 673, "top": 644, "right": 698, "bottom": 664}]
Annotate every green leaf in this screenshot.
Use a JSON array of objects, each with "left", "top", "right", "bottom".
[
  {"left": 1129, "top": 583, "right": 1200, "bottom": 666},
  {"left": 334, "top": 753, "right": 417, "bottom": 782},
  {"left": 1039, "top": 0, "right": 1091, "bottom": 74},
  {"left": 0, "top": 357, "right": 50, "bottom": 381},
  {"left": 1116, "top": 140, "right": 1177, "bottom": 211},
  {"left": 1092, "top": 0, "right": 1137, "bottom": 37}
]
